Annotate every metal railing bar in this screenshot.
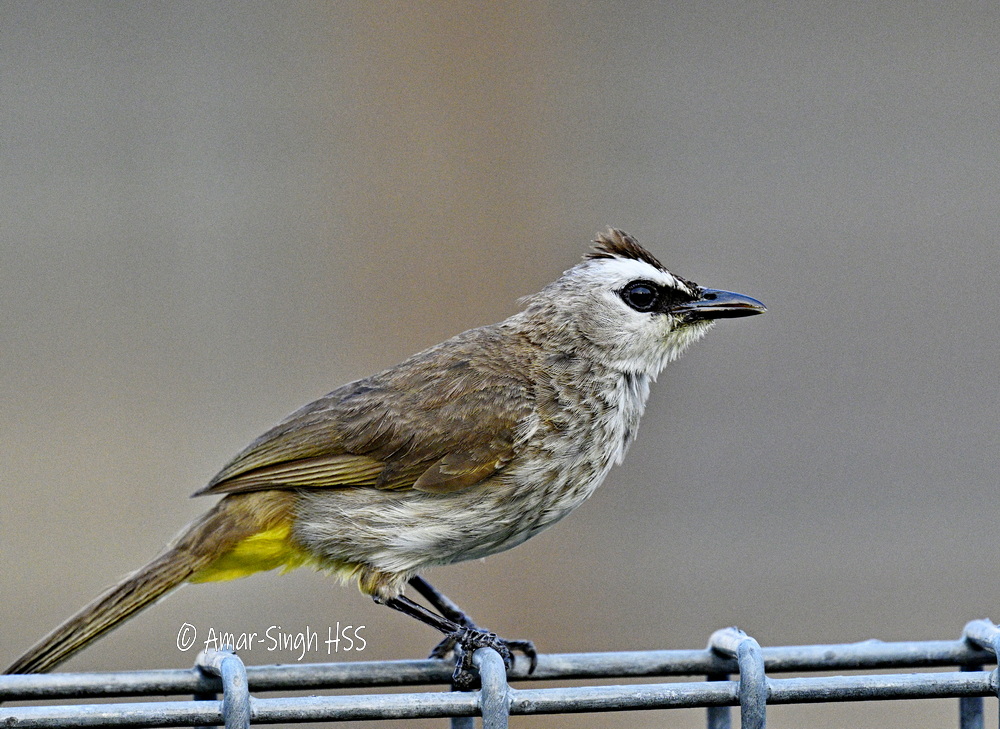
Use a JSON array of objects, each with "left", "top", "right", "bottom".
[
  {"left": 964, "top": 620, "right": 1000, "bottom": 656},
  {"left": 474, "top": 649, "right": 511, "bottom": 729},
  {"left": 0, "top": 699, "right": 225, "bottom": 728},
  {"left": 758, "top": 639, "right": 994, "bottom": 672},
  {"left": 765, "top": 670, "right": 997, "bottom": 703},
  {"left": 0, "top": 692, "right": 477, "bottom": 728},
  {"left": 3, "top": 638, "right": 995, "bottom": 703},
  {"left": 3, "top": 670, "right": 996, "bottom": 727},
  {"left": 251, "top": 692, "right": 482, "bottom": 724},
  {"left": 508, "top": 680, "right": 740, "bottom": 715},
  {"left": 961, "top": 620, "right": 1000, "bottom": 728},
  {"left": 195, "top": 651, "right": 249, "bottom": 729},
  {"left": 704, "top": 673, "right": 731, "bottom": 729},
  {"left": 708, "top": 629, "right": 766, "bottom": 729},
  {"left": 958, "top": 665, "right": 984, "bottom": 729}
]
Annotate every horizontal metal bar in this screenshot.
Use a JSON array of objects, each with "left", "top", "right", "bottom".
[
  {"left": 503, "top": 638, "right": 995, "bottom": 681},
  {"left": 510, "top": 681, "right": 740, "bottom": 715},
  {"left": 0, "top": 668, "right": 218, "bottom": 702},
  {"left": 766, "top": 671, "right": 999, "bottom": 704},
  {"left": 0, "top": 661, "right": 452, "bottom": 701},
  {"left": 2, "top": 671, "right": 996, "bottom": 727},
  {"left": 511, "top": 671, "right": 999, "bottom": 715},
  {"left": 0, "top": 699, "right": 226, "bottom": 728},
  {"left": 0, "top": 692, "right": 481, "bottom": 728},
  {"left": 758, "top": 639, "right": 994, "bottom": 672},
  {"left": 256, "top": 692, "right": 483, "bottom": 724},
  {"left": 3, "top": 638, "right": 994, "bottom": 702}
]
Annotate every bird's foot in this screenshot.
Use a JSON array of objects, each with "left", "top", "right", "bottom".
[{"left": 430, "top": 627, "right": 537, "bottom": 690}]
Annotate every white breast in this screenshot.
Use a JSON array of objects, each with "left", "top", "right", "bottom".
[{"left": 293, "top": 369, "right": 654, "bottom": 576}]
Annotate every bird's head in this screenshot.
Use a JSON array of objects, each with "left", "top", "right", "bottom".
[{"left": 520, "top": 229, "right": 765, "bottom": 375}]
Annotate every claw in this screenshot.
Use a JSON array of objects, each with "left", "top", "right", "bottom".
[
  {"left": 503, "top": 638, "right": 538, "bottom": 673},
  {"left": 428, "top": 631, "right": 461, "bottom": 660},
  {"left": 429, "top": 627, "right": 537, "bottom": 690}
]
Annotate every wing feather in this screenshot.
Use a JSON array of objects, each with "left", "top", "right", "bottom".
[
  {"left": 197, "top": 454, "right": 386, "bottom": 494},
  {"left": 194, "top": 326, "right": 536, "bottom": 497}
]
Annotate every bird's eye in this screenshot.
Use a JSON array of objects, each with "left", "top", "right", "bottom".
[{"left": 620, "top": 281, "right": 659, "bottom": 312}]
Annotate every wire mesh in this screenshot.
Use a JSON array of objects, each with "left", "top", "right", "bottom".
[{"left": 1, "top": 619, "right": 997, "bottom": 728}]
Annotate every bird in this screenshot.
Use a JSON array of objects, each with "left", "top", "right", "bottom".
[{"left": 5, "top": 229, "right": 765, "bottom": 688}]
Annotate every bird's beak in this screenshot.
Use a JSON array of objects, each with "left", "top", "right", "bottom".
[{"left": 673, "top": 288, "right": 766, "bottom": 321}]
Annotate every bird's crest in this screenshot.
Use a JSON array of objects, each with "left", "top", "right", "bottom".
[{"left": 586, "top": 229, "right": 667, "bottom": 273}]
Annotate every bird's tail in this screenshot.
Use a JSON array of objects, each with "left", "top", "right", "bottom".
[{"left": 5, "top": 491, "right": 301, "bottom": 674}]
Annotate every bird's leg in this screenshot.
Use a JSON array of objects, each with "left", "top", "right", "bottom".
[
  {"left": 407, "top": 576, "right": 538, "bottom": 673},
  {"left": 379, "top": 593, "right": 457, "bottom": 634},
  {"left": 406, "top": 576, "right": 478, "bottom": 663},
  {"left": 378, "top": 594, "right": 499, "bottom": 689},
  {"left": 407, "top": 575, "right": 476, "bottom": 627},
  {"left": 406, "top": 576, "right": 536, "bottom": 670},
  {"left": 375, "top": 586, "right": 538, "bottom": 690}
]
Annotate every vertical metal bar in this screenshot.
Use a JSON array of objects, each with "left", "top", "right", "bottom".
[
  {"left": 217, "top": 654, "right": 251, "bottom": 729},
  {"left": 193, "top": 690, "right": 218, "bottom": 729},
  {"left": 194, "top": 650, "right": 221, "bottom": 729},
  {"left": 196, "top": 650, "right": 250, "bottom": 729},
  {"left": 961, "top": 621, "right": 1000, "bottom": 729},
  {"left": 706, "top": 674, "right": 731, "bottom": 729},
  {"left": 708, "top": 628, "right": 767, "bottom": 729},
  {"left": 474, "top": 648, "right": 511, "bottom": 729},
  {"left": 959, "top": 666, "right": 984, "bottom": 729},
  {"left": 450, "top": 705, "right": 475, "bottom": 729},
  {"left": 450, "top": 664, "right": 475, "bottom": 729},
  {"left": 735, "top": 636, "right": 767, "bottom": 729}
]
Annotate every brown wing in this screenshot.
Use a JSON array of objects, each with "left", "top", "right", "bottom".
[{"left": 194, "top": 326, "right": 536, "bottom": 497}]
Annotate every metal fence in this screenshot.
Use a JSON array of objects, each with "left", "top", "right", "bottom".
[{"left": 2, "top": 618, "right": 998, "bottom": 728}]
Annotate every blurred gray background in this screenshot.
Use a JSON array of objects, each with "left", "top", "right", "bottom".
[{"left": 3, "top": 3, "right": 999, "bottom": 727}]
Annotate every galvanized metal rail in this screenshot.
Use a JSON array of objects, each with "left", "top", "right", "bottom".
[{"left": 1, "top": 619, "right": 998, "bottom": 728}]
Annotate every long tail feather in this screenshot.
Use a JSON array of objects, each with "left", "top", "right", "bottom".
[
  {"left": 5, "top": 548, "right": 202, "bottom": 674},
  {"left": 5, "top": 492, "right": 295, "bottom": 674}
]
